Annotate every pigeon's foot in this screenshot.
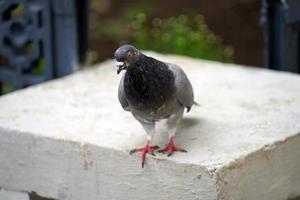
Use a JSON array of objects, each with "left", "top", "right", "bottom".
[
  {"left": 158, "top": 137, "right": 187, "bottom": 156},
  {"left": 129, "top": 142, "right": 159, "bottom": 168}
]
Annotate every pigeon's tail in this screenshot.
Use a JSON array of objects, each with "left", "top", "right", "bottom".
[
  {"left": 193, "top": 101, "right": 200, "bottom": 106},
  {"left": 186, "top": 101, "right": 200, "bottom": 113}
]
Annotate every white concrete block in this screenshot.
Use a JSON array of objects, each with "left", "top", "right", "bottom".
[
  {"left": 0, "top": 189, "right": 29, "bottom": 200},
  {"left": 0, "top": 52, "right": 299, "bottom": 200}
]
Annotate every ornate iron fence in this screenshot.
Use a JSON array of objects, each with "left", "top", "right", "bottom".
[{"left": 0, "top": 0, "right": 88, "bottom": 94}]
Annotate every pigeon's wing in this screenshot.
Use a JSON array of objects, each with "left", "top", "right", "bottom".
[
  {"left": 118, "top": 74, "right": 131, "bottom": 111},
  {"left": 167, "top": 63, "right": 194, "bottom": 110}
]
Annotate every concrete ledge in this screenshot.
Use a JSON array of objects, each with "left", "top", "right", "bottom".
[
  {"left": 0, "top": 52, "right": 300, "bottom": 200},
  {"left": 0, "top": 188, "right": 29, "bottom": 200}
]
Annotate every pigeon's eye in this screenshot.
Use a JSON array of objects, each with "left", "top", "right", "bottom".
[{"left": 127, "top": 52, "right": 133, "bottom": 59}]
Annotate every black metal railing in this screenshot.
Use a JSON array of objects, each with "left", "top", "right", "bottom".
[
  {"left": 261, "top": 0, "right": 300, "bottom": 73},
  {"left": 0, "top": 0, "right": 88, "bottom": 95}
]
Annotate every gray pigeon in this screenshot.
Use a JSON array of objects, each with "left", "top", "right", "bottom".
[{"left": 115, "top": 45, "right": 195, "bottom": 168}]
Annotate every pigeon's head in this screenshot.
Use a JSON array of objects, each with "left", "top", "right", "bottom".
[{"left": 114, "top": 45, "right": 141, "bottom": 74}]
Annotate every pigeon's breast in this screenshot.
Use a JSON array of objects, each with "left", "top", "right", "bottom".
[
  {"left": 130, "top": 95, "right": 181, "bottom": 121},
  {"left": 126, "top": 90, "right": 177, "bottom": 118},
  {"left": 124, "top": 66, "right": 178, "bottom": 120}
]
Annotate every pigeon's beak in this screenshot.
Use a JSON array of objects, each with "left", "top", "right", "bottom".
[{"left": 116, "top": 61, "right": 126, "bottom": 74}]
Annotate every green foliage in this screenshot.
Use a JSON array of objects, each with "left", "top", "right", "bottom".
[
  {"left": 131, "top": 14, "right": 234, "bottom": 62},
  {"left": 95, "top": 12, "right": 234, "bottom": 63},
  {"left": 2, "top": 83, "right": 15, "bottom": 94},
  {"left": 30, "top": 59, "right": 45, "bottom": 75}
]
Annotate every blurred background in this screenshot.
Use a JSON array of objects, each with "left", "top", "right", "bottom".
[
  {"left": 0, "top": 0, "right": 299, "bottom": 94},
  {"left": 88, "top": 0, "right": 261, "bottom": 66}
]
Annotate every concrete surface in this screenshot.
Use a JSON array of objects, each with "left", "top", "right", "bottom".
[
  {"left": 0, "top": 189, "right": 29, "bottom": 200},
  {"left": 0, "top": 52, "right": 300, "bottom": 200}
]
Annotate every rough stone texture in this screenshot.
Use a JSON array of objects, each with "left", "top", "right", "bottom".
[
  {"left": 0, "top": 189, "right": 29, "bottom": 200},
  {"left": 0, "top": 52, "right": 299, "bottom": 200}
]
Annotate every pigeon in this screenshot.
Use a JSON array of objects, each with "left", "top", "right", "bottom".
[{"left": 114, "top": 44, "right": 195, "bottom": 168}]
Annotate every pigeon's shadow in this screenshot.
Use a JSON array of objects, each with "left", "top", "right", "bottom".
[
  {"left": 177, "top": 117, "right": 201, "bottom": 133},
  {"left": 153, "top": 116, "right": 202, "bottom": 145}
]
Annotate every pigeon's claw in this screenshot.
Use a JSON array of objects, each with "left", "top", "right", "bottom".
[
  {"left": 158, "top": 137, "right": 187, "bottom": 157},
  {"left": 130, "top": 143, "right": 159, "bottom": 168}
]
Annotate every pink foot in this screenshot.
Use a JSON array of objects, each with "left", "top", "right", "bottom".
[
  {"left": 158, "top": 137, "right": 187, "bottom": 156},
  {"left": 129, "top": 142, "right": 159, "bottom": 168}
]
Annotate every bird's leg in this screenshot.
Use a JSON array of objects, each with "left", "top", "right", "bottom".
[
  {"left": 158, "top": 108, "right": 187, "bottom": 156},
  {"left": 158, "top": 134, "right": 187, "bottom": 157},
  {"left": 129, "top": 137, "right": 159, "bottom": 168},
  {"left": 129, "top": 122, "right": 159, "bottom": 168}
]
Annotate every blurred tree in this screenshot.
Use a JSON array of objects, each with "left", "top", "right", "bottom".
[
  {"left": 89, "top": 0, "right": 234, "bottom": 64},
  {"left": 132, "top": 14, "right": 234, "bottom": 62}
]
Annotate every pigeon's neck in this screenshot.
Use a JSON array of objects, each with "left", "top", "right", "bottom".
[
  {"left": 124, "top": 55, "right": 175, "bottom": 110},
  {"left": 125, "top": 55, "right": 170, "bottom": 91},
  {"left": 126, "top": 66, "right": 148, "bottom": 93}
]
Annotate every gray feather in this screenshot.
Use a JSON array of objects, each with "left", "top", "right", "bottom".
[
  {"left": 118, "top": 74, "right": 131, "bottom": 111},
  {"left": 167, "top": 63, "right": 194, "bottom": 109}
]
